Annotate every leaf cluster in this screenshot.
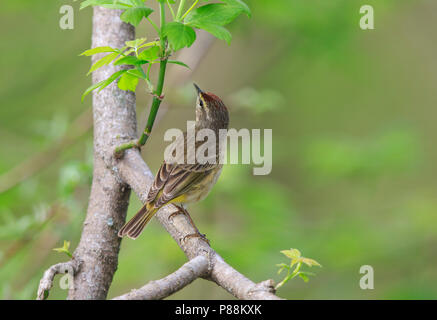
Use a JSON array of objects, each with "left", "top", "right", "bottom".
[
  {"left": 79, "top": 0, "right": 250, "bottom": 100},
  {"left": 276, "top": 248, "right": 321, "bottom": 289}
]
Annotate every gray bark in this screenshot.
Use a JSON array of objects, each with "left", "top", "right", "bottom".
[
  {"left": 113, "top": 256, "right": 209, "bottom": 300},
  {"left": 67, "top": 7, "right": 136, "bottom": 299}
]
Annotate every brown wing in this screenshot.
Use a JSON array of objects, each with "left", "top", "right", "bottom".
[
  {"left": 146, "top": 161, "right": 218, "bottom": 209},
  {"left": 146, "top": 163, "right": 172, "bottom": 203},
  {"left": 146, "top": 126, "right": 221, "bottom": 208}
]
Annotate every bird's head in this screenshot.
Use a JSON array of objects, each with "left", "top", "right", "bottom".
[{"left": 194, "top": 83, "right": 229, "bottom": 130}]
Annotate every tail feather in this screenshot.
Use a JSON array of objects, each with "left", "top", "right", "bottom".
[{"left": 118, "top": 203, "right": 157, "bottom": 239}]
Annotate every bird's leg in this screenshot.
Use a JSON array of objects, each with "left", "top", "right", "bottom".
[
  {"left": 183, "top": 233, "right": 210, "bottom": 246},
  {"left": 168, "top": 204, "right": 197, "bottom": 225},
  {"left": 169, "top": 205, "right": 210, "bottom": 245},
  {"left": 168, "top": 205, "right": 188, "bottom": 221}
]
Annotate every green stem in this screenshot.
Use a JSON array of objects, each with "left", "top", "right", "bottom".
[
  {"left": 159, "top": 1, "right": 166, "bottom": 51},
  {"left": 166, "top": 0, "right": 176, "bottom": 20},
  {"left": 114, "top": 2, "right": 170, "bottom": 155},
  {"left": 175, "top": 0, "right": 187, "bottom": 21},
  {"left": 275, "top": 262, "right": 302, "bottom": 290},
  {"left": 137, "top": 59, "right": 167, "bottom": 146},
  {"left": 180, "top": 0, "right": 198, "bottom": 21},
  {"left": 138, "top": 2, "right": 168, "bottom": 146},
  {"left": 114, "top": 140, "right": 140, "bottom": 155},
  {"left": 146, "top": 17, "right": 159, "bottom": 34}
]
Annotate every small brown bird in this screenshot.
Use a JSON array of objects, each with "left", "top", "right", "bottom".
[{"left": 118, "top": 84, "right": 229, "bottom": 239}]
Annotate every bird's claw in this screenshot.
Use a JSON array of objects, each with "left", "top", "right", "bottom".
[
  {"left": 183, "top": 232, "right": 210, "bottom": 246},
  {"left": 168, "top": 207, "right": 187, "bottom": 221}
]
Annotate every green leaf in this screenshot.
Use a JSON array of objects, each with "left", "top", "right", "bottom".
[
  {"left": 196, "top": 23, "right": 231, "bottom": 44},
  {"left": 127, "top": 66, "right": 146, "bottom": 79},
  {"left": 121, "top": 6, "right": 154, "bottom": 27},
  {"left": 184, "top": 3, "right": 244, "bottom": 44},
  {"left": 87, "top": 52, "right": 119, "bottom": 75},
  {"left": 113, "top": 55, "right": 148, "bottom": 66},
  {"left": 82, "top": 80, "right": 105, "bottom": 102},
  {"left": 219, "top": 0, "right": 251, "bottom": 17},
  {"left": 138, "top": 46, "right": 160, "bottom": 61},
  {"left": 163, "top": 22, "right": 196, "bottom": 51},
  {"left": 185, "top": 3, "right": 241, "bottom": 27},
  {"left": 80, "top": 0, "right": 132, "bottom": 10},
  {"left": 118, "top": 72, "right": 139, "bottom": 92},
  {"left": 301, "top": 257, "right": 322, "bottom": 267},
  {"left": 128, "top": 0, "right": 146, "bottom": 6},
  {"left": 82, "top": 70, "right": 127, "bottom": 101},
  {"left": 298, "top": 273, "right": 309, "bottom": 282},
  {"left": 53, "top": 240, "right": 73, "bottom": 258},
  {"left": 138, "top": 41, "right": 159, "bottom": 49},
  {"left": 290, "top": 259, "right": 300, "bottom": 268},
  {"left": 281, "top": 249, "right": 301, "bottom": 259},
  {"left": 80, "top": 46, "right": 116, "bottom": 56},
  {"left": 97, "top": 70, "right": 127, "bottom": 92},
  {"left": 275, "top": 248, "right": 321, "bottom": 289},
  {"left": 168, "top": 60, "right": 190, "bottom": 69},
  {"left": 125, "top": 37, "right": 147, "bottom": 48}
]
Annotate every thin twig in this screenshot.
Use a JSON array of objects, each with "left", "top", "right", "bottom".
[{"left": 36, "top": 260, "right": 80, "bottom": 300}]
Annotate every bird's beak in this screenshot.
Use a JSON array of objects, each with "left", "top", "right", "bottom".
[{"left": 193, "top": 83, "right": 203, "bottom": 95}]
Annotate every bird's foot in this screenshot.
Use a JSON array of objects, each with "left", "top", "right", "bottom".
[
  {"left": 183, "top": 232, "right": 210, "bottom": 246},
  {"left": 168, "top": 206, "right": 188, "bottom": 221},
  {"left": 170, "top": 205, "right": 209, "bottom": 245}
]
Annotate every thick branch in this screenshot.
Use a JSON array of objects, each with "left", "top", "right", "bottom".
[
  {"left": 67, "top": 7, "right": 137, "bottom": 299},
  {"left": 117, "top": 150, "right": 282, "bottom": 300},
  {"left": 113, "top": 256, "right": 208, "bottom": 300}
]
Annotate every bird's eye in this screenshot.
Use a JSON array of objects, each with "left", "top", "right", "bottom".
[{"left": 199, "top": 100, "right": 204, "bottom": 108}]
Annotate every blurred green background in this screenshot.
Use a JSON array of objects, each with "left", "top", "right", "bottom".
[{"left": 1, "top": 0, "right": 437, "bottom": 299}]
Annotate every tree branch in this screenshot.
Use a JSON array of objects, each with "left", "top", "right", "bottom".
[
  {"left": 116, "top": 150, "right": 282, "bottom": 300},
  {"left": 67, "top": 7, "right": 137, "bottom": 299},
  {"left": 113, "top": 256, "right": 208, "bottom": 300},
  {"left": 37, "top": 260, "right": 80, "bottom": 300}
]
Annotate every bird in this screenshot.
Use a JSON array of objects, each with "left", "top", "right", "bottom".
[{"left": 118, "top": 83, "right": 229, "bottom": 239}]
